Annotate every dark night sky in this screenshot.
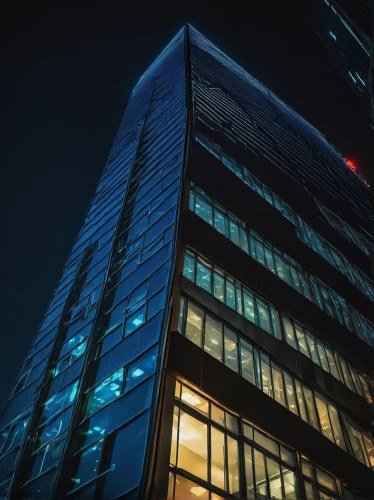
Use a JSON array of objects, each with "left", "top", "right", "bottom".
[{"left": 1, "top": 0, "right": 373, "bottom": 410}]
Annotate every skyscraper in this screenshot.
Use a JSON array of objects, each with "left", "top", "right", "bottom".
[
  {"left": 1, "top": 24, "right": 374, "bottom": 499},
  {"left": 304, "top": 0, "right": 374, "bottom": 129}
]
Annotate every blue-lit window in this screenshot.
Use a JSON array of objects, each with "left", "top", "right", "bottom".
[
  {"left": 190, "top": 183, "right": 374, "bottom": 347},
  {"left": 196, "top": 257, "right": 212, "bottom": 293},
  {"left": 0, "top": 446, "right": 20, "bottom": 481},
  {"left": 125, "top": 346, "right": 157, "bottom": 392},
  {"left": 124, "top": 307, "right": 146, "bottom": 337},
  {"left": 32, "top": 406, "right": 73, "bottom": 453},
  {"left": 70, "top": 440, "right": 103, "bottom": 491},
  {"left": 53, "top": 339, "right": 88, "bottom": 378},
  {"left": 190, "top": 184, "right": 312, "bottom": 303},
  {"left": 41, "top": 380, "right": 78, "bottom": 424},
  {"left": 0, "top": 414, "right": 29, "bottom": 457},
  {"left": 84, "top": 368, "right": 124, "bottom": 418},
  {"left": 183, "top": 249, "right": 281, "bottom": 340},
  {"left": 101, "top": 412, "right": 150, "bottom": 498},
  {"left": 71, "top": 406, "right": 110, "bottom": 455},
  {"left": 196, "top": 134, "right": 374, "bottom": 304},
  {"left": 29, "top": 434, "right": 65, "bottom": 481},
  {"left": 182, "top": 250, "right": 195, "bottom": 282}
]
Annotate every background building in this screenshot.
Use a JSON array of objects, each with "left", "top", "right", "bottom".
[
  {"left": 304, "top": 0, "right": 374, "bottom": 129},
  {"left": 1, "top": 25, "right": 374, "bottom": 499}
]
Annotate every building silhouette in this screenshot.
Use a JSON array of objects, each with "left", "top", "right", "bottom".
[
  {"left": 304, "top": 0, "right": 374, "bottom": 129},
  {"left": 1, "top": 25, "right": 374, "bottom": 499}
]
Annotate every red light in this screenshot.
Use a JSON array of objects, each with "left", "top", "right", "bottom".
[
  {"left": 343, "top": 158, "right": 370, "bottom": 187},
  {"left": 345, "top": 158, "right": 357, "bottom": 172}
]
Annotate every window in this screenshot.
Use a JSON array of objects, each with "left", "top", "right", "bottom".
[
  {"left": 244, "top": 428, "right": 298, "bottom": 500},
  {"left": 183, "top": 251, "right": 195, "bottom": 282},
  {"left": 168, "top": 473, "right": 224, "bottom": 500},
  {"left": 177, "top": 296, "right": 372, "bottom": 467},
  {"left": 53, "top": 339, "right": 88, "bottom": 378},
  {"left": 284, "top": 373, "right": 298, "bottom": 416},
  {"left": 69, "top": 440, "right": 103, "bottom": 491},
  {"left": 189, "top": 155, "right": 374, "bottom": 347},
  {"left": 224, "top": 327, "right": 238, "bottom": 372},
  {"left": 182, "top": 250, "right": 281, "bottom": 340},
  {"left": 100, "top": 411, "right": 150, "bottom": 498},
  {"left": 195, "top": 193, "right": 213, "bottom": 225},
  {"left": 185, "top": 302, "right": 204, "bottom": 347},
  {"left": 84, "top": 368, "right": 124, "bottom": 418},
  {"left": 172, "top": 384, "right": 240, "bottom": 496},
  {"left": 41, "top": 380, "right": 78, "bottom": 424},
  {"left": 260, "top": 354, "right": 274, "bottom": 399},
  {"left": 180, "top": 386, "right": 209, "bottom": 417},
  {"left": 204, "top": 316, "right": 223, "bottom": 362},
  {"left": 281, "top": 314, "right": 372, "bottom": 402},
  {"left": 240, "top": 339, "right": 255, "bottom": 386},
  {"left": 341, "top": 415, "right": 374, "bottom": 468},
  {"left": 29, "top": 435, "right": 65, "bottom": 481},
  {"left": 189, "top": 184, "right": 312, "bottom": 303},
  {"left": 173, "top": 408, "right": 208, "bottom": 480},
  {"left": 196, "top": 257, "right": 212, "bottom": 293},
  {"left": 296, "top": 217, "right": 374, "bottom": 302},
  {"left": 301, "top": 459, "right": 338, "bottom": 499},
  {"left": 125, "top": 345, "right": 157, "bottom": 392},
  {"left": 213, "top": 271, "right": 225, "bottom": 302},
  {"left": 31, "top": 406, "right": 73, "bottom": 453},
  {"left": 71, "top": 406, "right": 110, "bottom": 455},
  {"left": 0, "top": 413, "right": 30, "bottom": 457}
]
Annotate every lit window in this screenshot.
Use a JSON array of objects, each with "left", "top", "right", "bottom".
[
  {"left": 204, "top": 316, "right": 223, "bottom": 362},
  {"left": 41, "top": 380, "right": 78, "bottom": 424},
  {"left": 70, "top": 440, "right": 103, "bottom": 491},
  {"left": 176, "top": 410, "right": 208, "bottom": 481},
  {"left": 185, "top": 302, "right": 204, "bottom": 347},
  {"left": 84, "top": 368, "right": 124, "bottom": 417}
]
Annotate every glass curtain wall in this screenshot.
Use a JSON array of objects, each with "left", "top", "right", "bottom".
[{"left": 0, "top": 26, "right": 187, "bottom": 500}]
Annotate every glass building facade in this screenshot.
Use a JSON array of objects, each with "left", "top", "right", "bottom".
[{"left": 1, "top": 25, "right": 374, "bottom": 499}]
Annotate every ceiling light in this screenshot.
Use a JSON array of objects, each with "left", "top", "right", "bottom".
[
  {"left": 190, "top": 486, "right": 208, "bottom": 497},
  {"left": 181, "top": 391, "right": 201, "bottom": 406}
]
